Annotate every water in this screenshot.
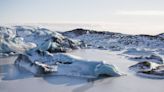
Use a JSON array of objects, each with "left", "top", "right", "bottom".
[{"left": 0, "top": 49, "right": 164, "bottom": 92}]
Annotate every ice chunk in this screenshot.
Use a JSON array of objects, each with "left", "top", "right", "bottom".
[
  {"left": 129, "top": 61, "right": 164, "bottom": 79},
  {"left": 95, "top": 64, "right": 122, "bottom": 77},
  {"left": 0, "top": 26, "right": 85, "bottom": 56},
  {"left": 129, "top": 61, "right": 159, "bottom": 72},
  {"left": 15, "top": 53, "right": 123, "bottom": 78},
  {"left": 15, "top": 54, "right": 57, "bottom": 76}
]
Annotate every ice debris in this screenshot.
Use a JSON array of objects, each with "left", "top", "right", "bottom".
[
  {"left": 129, "top": 61, "right": 164, "bottom": 79},
  {"left": 15, "top": 53, "right": 123, "bottom": 78},
  {"left": 0, "top": 26, "right": 85, "bottom": 56},
  {"left": 128, "top": 55, "right": 163, "bottom": 64}
]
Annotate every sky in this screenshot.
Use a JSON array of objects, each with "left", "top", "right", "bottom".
[{"left": 0, "top": 0, "right": 164, "bottom": 34}]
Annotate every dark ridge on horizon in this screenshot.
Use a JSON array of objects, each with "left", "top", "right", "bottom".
[{"left": 64, "top": 28, "right": 164, "bottom": 37}]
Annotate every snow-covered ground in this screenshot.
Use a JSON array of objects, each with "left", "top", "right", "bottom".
[
  {"left": 0, "top": 26, "right": 164, "bottom": 92},
  {"left": 0, "top": 49, "right": 164, "bottom": 92},
  {"left": 63, "top": 29, "right": 164, "bottom": 54}
]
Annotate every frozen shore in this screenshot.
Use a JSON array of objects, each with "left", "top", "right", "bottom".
[{"left": 0, "top": 26, "right": 164, "bottom": 92}]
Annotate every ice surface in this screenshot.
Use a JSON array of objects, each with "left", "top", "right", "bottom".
[{"left": 1, "top": 49, "right": 164, "bottom": 92}]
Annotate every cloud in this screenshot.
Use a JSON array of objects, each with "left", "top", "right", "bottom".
[{"left": 115, "top": 10, "right": 164, "bottom": 16}]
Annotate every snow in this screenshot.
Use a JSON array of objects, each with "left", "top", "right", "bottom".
[
  {"left": 0, "top": 26, "right": 164, "bottom": 92},
  {"left": 63, "top": 28, "right": 164, "bottom": 51}
]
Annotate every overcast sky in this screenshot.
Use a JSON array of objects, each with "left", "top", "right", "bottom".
[{"left": 0, "top": 0, "right": 164, "bottom": 34}]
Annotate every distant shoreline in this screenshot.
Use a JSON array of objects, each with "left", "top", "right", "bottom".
[{"left": 0, "top": 23, "right": 163, "bottom": 35}]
